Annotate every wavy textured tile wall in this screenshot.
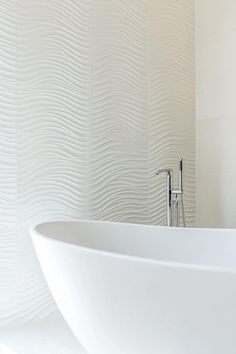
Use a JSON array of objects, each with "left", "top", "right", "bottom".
[
  {"left": 0, "top": 0, "right": 17, "bottom": 327},
  {"left": 0, "top": 0, "right": 195, "bottom": 327},
  {"left": 89, "top": 0, "right": 149, "bottom": 223},
  {"left": 15, "top": 0, "right": 90, "bottom": 326}
]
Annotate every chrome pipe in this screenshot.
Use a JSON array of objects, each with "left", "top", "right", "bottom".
[
  {"left": 156, "top": 159, "right": 186, "bottom": 227},
  {"left": 156, "top": 169, "right": 173, "bottom": 227}
]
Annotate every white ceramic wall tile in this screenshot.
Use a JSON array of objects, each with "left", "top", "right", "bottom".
[
  {"left": 14, "top": 0, "right": 90, "bottom": 327},
  {"left": 148, "top": 0, "right": 195, "bottom": 138},
  {"left": 89, "top": 0, "right": 149, "bottom": 223},
  {"left": 197, "top": 0, "right": 236, "bottom": 44},
  {"left": 148, "top": 0, "right": 196, "bottom": 225},
  {"left": 0, "top": 0, "right": 196, "bottom": 327},
  {"left": 197, "top": 117, "right": 236, "bottom": 175},
  {"left": 0, "top": 0, "right": 17, "bottom": 328},
  {"left": 197, "top": 173, "right": 236, "bottom": 228},
  {"left": 197, "top": 29, "right": 236, "bottom": 120},
  {"left": 197, "top": 0, "right": 236, "bottom": 228}
]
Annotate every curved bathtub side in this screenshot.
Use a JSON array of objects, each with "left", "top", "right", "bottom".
[
  {"left": 31, "top": 220, "right": 236, "bottom": 270},
  {"left": 31, "top": 229, "right": 236, "bottom": 354}
]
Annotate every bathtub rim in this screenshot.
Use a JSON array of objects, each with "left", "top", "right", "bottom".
[{"left": 30, "top": 219, "right": 236, "bottom": 274}]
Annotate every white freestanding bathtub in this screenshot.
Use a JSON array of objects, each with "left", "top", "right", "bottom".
[{"left": 31, "top": 221, "right": 236, "bottom": 354}]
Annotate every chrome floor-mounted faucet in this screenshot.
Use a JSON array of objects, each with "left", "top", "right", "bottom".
[{"left": 156, "top": 159, "right": 186, "bottom": 227}]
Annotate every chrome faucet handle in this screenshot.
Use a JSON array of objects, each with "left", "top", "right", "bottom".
[{"left": 156, "top": 168, "right": 173, "bottom": 176}]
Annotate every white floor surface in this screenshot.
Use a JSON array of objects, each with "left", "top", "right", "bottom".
[{"left": 0, "top": 313, "right": 86, "bottom": 354}]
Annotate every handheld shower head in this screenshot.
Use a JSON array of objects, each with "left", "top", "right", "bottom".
[{"left": 179, "top": 159, "right": 183, "bottom": 191}]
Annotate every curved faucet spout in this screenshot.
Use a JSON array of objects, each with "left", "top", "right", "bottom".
[{"left": 156, "top": 168, "right": 173, "bottom": 176}]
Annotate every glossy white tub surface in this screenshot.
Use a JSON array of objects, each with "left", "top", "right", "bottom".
[{"left": 31, "top": 220, "right": 236, "bottom": 354}]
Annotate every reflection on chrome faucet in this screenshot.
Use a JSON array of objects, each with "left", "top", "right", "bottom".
[{"left": 156, "top": 159, "right": 186, "bottom": 227}]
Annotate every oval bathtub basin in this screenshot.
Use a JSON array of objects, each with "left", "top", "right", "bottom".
[{"left": 30, "top": 220, "right": 236, "bottom": 354}]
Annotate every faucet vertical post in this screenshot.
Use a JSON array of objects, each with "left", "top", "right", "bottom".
[
  {"left": 166, "top": 171, "right": 172, "bottom": 227},
  {"left": 156, "top": 168, "right": 173, "bottom": 227},
  {"left": 156, "top": 159, "right": 186, "bottom": 227}
]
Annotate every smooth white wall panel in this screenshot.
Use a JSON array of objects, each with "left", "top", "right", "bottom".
[
  {"left": 197, "top": 0, "right": 236, "bottom": 228},
  {"left": 0, "top": 0, "right": 195, "bottom": 327}
]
